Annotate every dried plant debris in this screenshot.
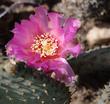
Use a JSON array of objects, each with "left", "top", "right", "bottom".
[
  {"left": 70, "top": 82, "right": 110, "bottom": 104},
  {"left": 53, "top": 0, "right": 110, "bottom": 20},
  {"left": 0, "top": 54, "right": 16, "bottom": 74},
  {"left": 70, "top": 87, "right": 98, "bottom": 104},
  {"left": 96, "top": 82, "right": 110, "bottom": 104},
  {"left": 53, "top": 0, "right": 95, "bottom": 18}
]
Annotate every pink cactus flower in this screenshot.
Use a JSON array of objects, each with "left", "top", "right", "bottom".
[{"left": 6, "top": 6, "right": 81, "bottom": 84}]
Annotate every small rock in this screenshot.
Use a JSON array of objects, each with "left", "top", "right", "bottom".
[{"left": 3, "top": 60, "right": 16, "bottom": 74}]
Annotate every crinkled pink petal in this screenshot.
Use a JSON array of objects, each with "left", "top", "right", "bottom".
[
  {"left": 12, "top": 23, "right": 33, "bottom": 45},
  {"left": 49, "top": 58, "right": 75, "bottom": 84},
  {"left": 48, "top": 12, "right": 65, "bottom": 43},
  {"left": 6, "top": 45, "right": 29, "bottom": 61},
  {"left": 21, "top": 20, "right": 41, "bottom": 35},
  {"left": 63, "top": 18, "right": 80, "bottom": 43},
  {"left": 27, "top": 53, "right": 41, "bottom": 65},
  {"left": 61, "top": 44, "right": 81, "bottom": 58},
  {"left": 48, "top": 12, "right": 64, "bottom": 29},
  {"left": 30, "top": 6, "right": 49, "bottom": 33},
  {"left": 27, "top": 59, "right": 49, "bottom": 72},
  {"left": 68, "top": 44, "right": 81, "bottom": 57},
  {"left": 49, "top": 28, "right": 64, "bottom": 47},
  {"left": 6, "top": 43, "right": 40, "bottom": 63}
]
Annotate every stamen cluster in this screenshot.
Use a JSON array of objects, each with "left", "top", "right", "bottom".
[{"left": 31, "top": 33, "right": 58, "bottom": 58}]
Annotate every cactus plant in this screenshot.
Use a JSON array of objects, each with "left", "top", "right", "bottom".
[
  {"left": 68, "top": 47, "right": 110, "bottom": 88},
  {"left": 0, "top": 59, "right": 70, "bottom": 104}
]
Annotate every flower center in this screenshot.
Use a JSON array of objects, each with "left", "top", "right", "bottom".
[{"left": 31, "top": 33, "right": 58, "bottom": 58}]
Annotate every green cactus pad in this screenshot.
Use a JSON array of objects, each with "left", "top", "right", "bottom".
[{"left": 0, "top": 61, "right": 70, "bottom": 104}]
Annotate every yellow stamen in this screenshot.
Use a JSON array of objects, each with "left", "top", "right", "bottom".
[{"left": 31, "top": 33, "right": 58, "bottom": 58}]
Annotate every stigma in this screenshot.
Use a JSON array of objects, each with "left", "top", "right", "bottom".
[{"left": 31, "top": 33, "right": 58, "bottom": 58}]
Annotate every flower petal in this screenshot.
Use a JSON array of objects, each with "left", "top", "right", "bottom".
[
  {"left": 61, "top": 44, "right": 81, "bottom": 58},
  {"left": 6, "top": 45, "right": 28, "bottom": 61},
  {"left": 12, "top": 23, "right": 33, "bottom": 45},
  {"left": 49, "top": 28, "right": 64, "bottom": 45},
  {"left": 49, "top": 58, "right": 75, "bottom": 84},
  {"left": 48, "top": 12, "right": 64, "bottom": 29},
  {"left": 63, "top": 18, "right": 80, "bottom": 43},
  {"left": 21, "top": 20, "right": 40, "bottom": 35},
  {"left": 6, "top": 43, "right": 40, "bottom": 63},
  {"left": 30, "top": 6, "right": 49, "bottom": 33}
]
